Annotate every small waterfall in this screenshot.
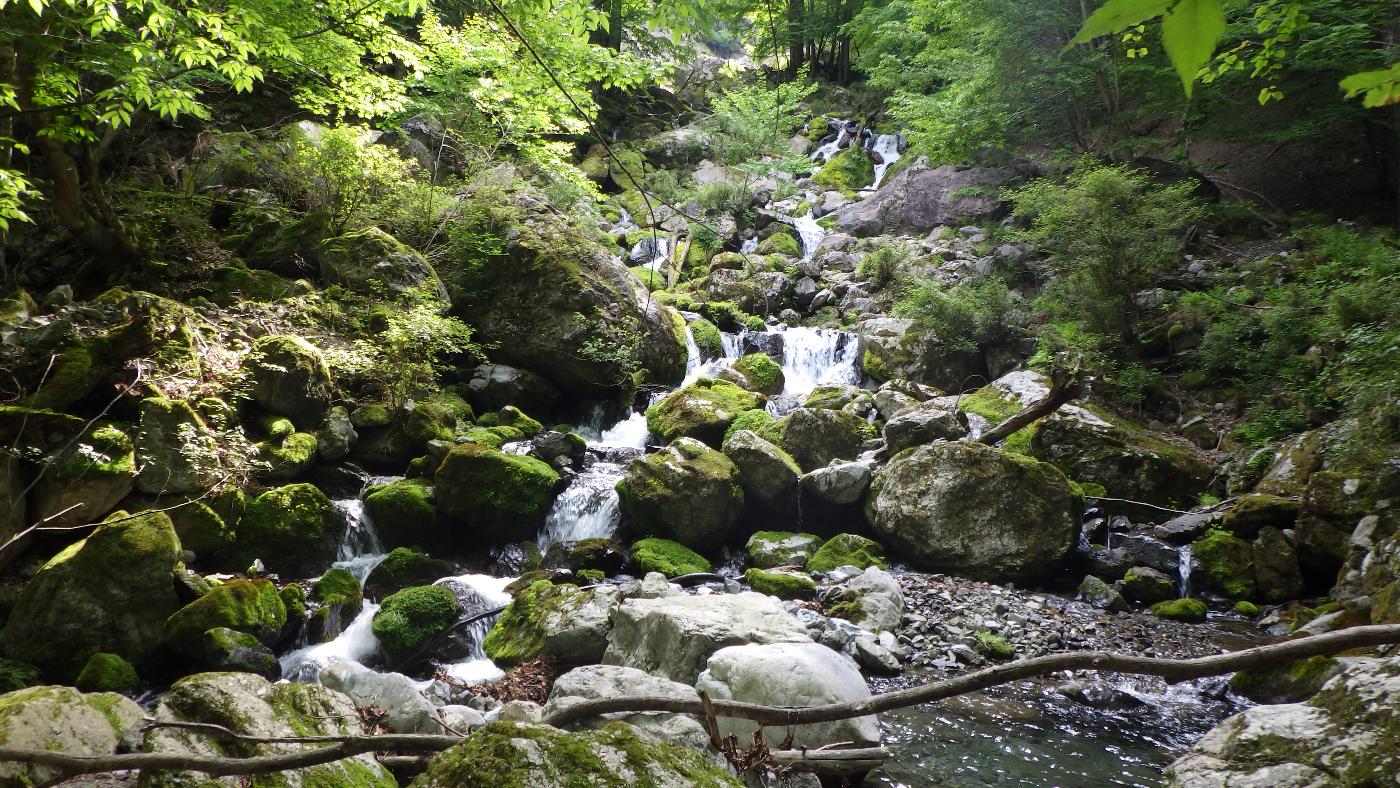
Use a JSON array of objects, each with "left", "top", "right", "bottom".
[
  {"left": 333, "top": 498, "right": 388, "bottom": 584},
  {"left": 684, "top": 325, "right": 703, "bottom": 374},
  {"left": 869, "top": 133, "right": 902, "bottom": 189},
  {"left": 791, "top": 212, "right": 825, "bottom": 260},
  {"left": 777, "top": 326, "right": 862, "bottom": 398},
  {"left": 1178, "top": 545, "right": 1193, "bottom": 598},
  {"left": 811, "top": 120, "right": 857, "bottom": 163},
  {"left": 435, "top": 573, "right": 513, "bottom": 684},
  {"left": 643, "top": 237, "right": 670, "bottom": 272},
  {"left": 681, "top": 324, "right": 747, "bottom": 387},
  {"left": 740, "top": 237, "right": 758, "bottom": 254},
  {"left": 279, "top": 601, "right": 382, "bottom": 683},
  {"left": 537, "top": 462, "right": 625, "bottom": 551}
]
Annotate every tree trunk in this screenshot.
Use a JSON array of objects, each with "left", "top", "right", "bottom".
[{"left": 787, "top": 0, "right": 805, "bottom": 74}]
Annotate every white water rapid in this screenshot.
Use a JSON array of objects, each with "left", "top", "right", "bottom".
[
  {"left": 537, "top": 462, "right": 627, "bottom": 552},
  {"left": 791, "top": 212, "right": 825, "bottom": 260},
  {"left": 869, "top": 133, "right": 902, "bottom": 189}
]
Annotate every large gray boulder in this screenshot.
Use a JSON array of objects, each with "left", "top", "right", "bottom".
[
  {"left": 772, "top": 407, "right": 872, "bottom": 472},
  {"left": 695, "top": 642, "right": 881, "bottom": 748},
  {"left": 833, "top": 163, "right": 1013, "bottom": 237},
  {"left": 801, "top": 461, "right": 873, "bottom": 506},
  {"left": 724, "top": 430, "right": 800, "bottom": 513},
  {"left": 135, "top": 397, "right": 222, "bottom": 494},
  {"left": 1166, "top": 656, "right": 1400, "bottom": 786},
  {"left": 866, "top": 441, "right": 1081, "bottom": 583},
  {"left": 483, "top": 581, "right": 620, "bottom": 666},
  {"left": 543, "top": 664, "right": 710, "bottom": 751},
  {"left": 319, "top": 226, "right": 448, "bottom": 300},
  {"left": 616, "top": 437, "right": 743, "bottom": 552},
  {"left": 833, "top": 566, "right": 905, "bottom": 632},
  {"left": 603, "top": 592, "right": 812, "bottom": 683},
  {"left": 462, "top": 363, "right": 561, "bottom": 415},
  {"left": 883, "top": 399, "right": 968, "bottom": 453},
  {"left": 321, "top": 662, "right": 454, "bottom": 734},
  {"left": 0, "top": 685, "right": 145, "bottom": 787},
  {"left": 244, "top": 334, "right": 335, "bottom": 423},
  {"left": 857, "top": 317, "right": 988, "bottom": 393},
  {"left": 142, "top": 672, "right": 396, "bottom": 787}
]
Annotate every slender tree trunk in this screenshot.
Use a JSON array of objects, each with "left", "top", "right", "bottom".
[{"left": 787, "top": 0, "right": 805, "bottom": 74}]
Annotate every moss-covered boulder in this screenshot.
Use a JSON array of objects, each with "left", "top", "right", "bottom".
[
  {"left": 689, "top": 318, "right": 724, "bottom": 361},
  {"left": 1078, "top": 575, "right": 1129, "bottom": 612},
  {"left": 497, "top": 405, "right": 543, "bottom": 437},
  {"left": 141, "top": 671, "right": 396, "bottom": 787},
  {"left": 163, "top": 578, "right": 288, "bottom": 657},
  {"left": 371, "top": 584, "right": 460, "bottom": 663},
  {"left": 3, "top": 510, "right": 182, "bottom": 680},
  {"left": 645, "top": 378, "right": 762, "bottom": 447},
  {"left": 202, "top": 627, "right": 279, "bottom": 677},
  {"left": 0, "top": 685, "right": 145, "bottom": 787},
  {"left": 745, "top": 531, "right": 823, "bottom": 569},
  {"left": 807, "top": 533, "right": 887, "bottom": 574},
  {"left": 731, "top": 353, "right": 785, "bottom": 395},
  {"left": 364, "top": 547, "right": 454, "bottom": 599},
  {"left": 757, "top": 229, "right": 801, "bottom": 257},
  {"left": 434, "top": 443, "right": 559, "bottom": 542},
  {"left": 164, "top": 490, "right": 241, "bottom": 561},
  {"left": 245, "top": 334, "right": 335, "bottom": 423},
  {"left": 443, "top": 192, "right": 687, "bottom": 397},
  {"left": 813, "top": 146, "right": 875, "bottom": 195},
  {"left": 482, "top": 580, "right": 619, "bottom": 666},
  {"left": 134, "top": 397, "right": 222, "bottom": 494},
  {"left": 411, "top": 721, "right": 742, "bottom": 788},
  {"left": 1221, "top": 493, "right": 1300, "bottom": 538},
  {"left": 768, "top": 407, "right": 873, "bottom": 472},
  {"left": 1118, "top": 566, "right": 1177, "bottom": 605},
  {"left": 1191, "top": 530, "right": 1256, "bottom": 601},
  {"left": 32, "top": 424, "right": 135, "bottom": 525},
  {"left": 631, "top": 537, "right": 712, "bottom": 577},
  {"left": 1150, "top": 598, "right": 1206, "bottom": 621},
  {"left": 74, "top": 652, "right": 139, "bottom": 693},
  {"left": 257, "top": 431, "right": 319, "bottom": 480},
  {"left": 744, "top": 568, "right": 816, "bottom": 600},
  {"left": 364, "top": 478, "right": 441, "bottom": 551},
  {"left": 22, "top": 345, "right": 106, "bottom": 412},
  {"left": 319, "top": 225, "right": 448, "bottom": 300},
  {"left": 723, "top": 430, "right": 801, "bottom": 515},
  {"left": 309, "top": 567, "right": 364, "bottom": 643},
  {"left": 1229, "top": 655, "right": 1343, "bottom": 704},
  {"left": 616, "top": 438, "right": 743, "bottom": 552},
  {"left": 866, "top": 441, "right": 1081, "bottom": 583},
  {"left": 236, "top": 483, "right": 339, "bottom": 576}
]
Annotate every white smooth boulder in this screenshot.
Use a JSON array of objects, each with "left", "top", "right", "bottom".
[
  {"left": 695, "top": 642, "right": 881, "bottom": 749},
  {"left": 544, "top": 664, "right": 711, "bottom": 751}
]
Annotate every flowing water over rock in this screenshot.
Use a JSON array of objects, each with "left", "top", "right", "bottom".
[
  {"left": 537, "top": 461, "right": 628, "bottom": 551},
  {"left": 791, "top": 212, "right": 826, "bottom": 259},
  {"left": 869, "top": 133, "right": 903, "bottom": 190}
]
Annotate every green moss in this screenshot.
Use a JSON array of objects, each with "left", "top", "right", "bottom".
[
  {"left": 576, "top": 568, "right": 605, "bottom": 583},
  {"left": 959, "top": 386, "right": 1041, "bottom": 454},
  {"left": 757, "top": 231, "right": 800, "bottom": 257},
  {"left": 164, "top": 578, "right": 288, "bottom": 656},
  {"left": 364, "top": 547, "right": 454, "bottom": 598},
  {"left": 434, "top": 444, "right": 559, "bottom": 536},
  {"left": 744, "top": 568, "right": 816, "bottom": 600},
  {"left": 24, "top": 345, "right": 104, "bottom": 411},
  {"left": 258, "top": 431, "right": 318, "bottom": 479},
  {"left": 689, "top": 319, "right": 723, "bottom": 359},
  {"left": 371, "top": 584, "right": 459, "bottom": 662},
  {"left": 259, "top": 415, "right": 295, "bottom": 440},
  {"left": 480, "top": 579, "right": 576, "bottom": 666},
  {"left": 406, "top": 403, "right": 456, "bottom": 446},
  {"left": 363, "top": 478, "right": 438, "bottom": 550},
  {"left": 828, "top": 598, "right": 866, "bottom": 623},
  {"left": 644, "top": 378, "right": 762, "bottom": 446},
  {"left": 722, "top": 408, "right": 776, "bottom": 448},
  {"left": 972, "top": 630, "right": 1015, "bottom": 660},
  {"left": 236, "top": 483, "right": 337, "bottom": 575},
  {"left": 461, "top": 426, "right": 506, "bottom": 448},
  {"left": 498, "top": 406, "right": 543, "bottom": 437},
  {"left": 1192, "top": 529, "right": 1257, "bottom": 600},
  {"left": 312, "top": 568, "right": 362, "bottom": 609},
  {"left": 1234, "top": 600, "right": 1261, "bottom": 616},
  {"left": 699, "top": 300, "right": 747, "bottom": 331},
  {"left": 807, "top": 533, "right": 887, "bottom": 573},
  {"left": 352, "top": 404, "right": 393, "bottom": 428},
  {"left": 861, "top": 348, "right": 891, "bottom": 382},
  {"left": 280, "top": 583, "right": 307, "bottom": 623},
  {"left": 74, "top": 652, "right": 139, "bottom": 693},
  {"left": 812, "top": 146, "right": 875, "bottom": 196},
  {"left": 732, "top": 353, "right": 784, "bottom": 395},
  {"left": 629, "top": 266, "right": 665, "bottom": 290},
  {"left": 0, "top": 658, "right": 40, "bottom": 692},
  {"left": 1150, "top": 598, "right": 1207, "bottom": 621},
  {"left": 630, "top": 537, "right": 711, "bottom": 577}
]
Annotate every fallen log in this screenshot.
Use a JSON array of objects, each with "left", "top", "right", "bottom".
[
  {"left": 973, "top": 366, "right": 1080, "bottom": 447},
  {"left": 1, "top": 624, "right": 1396, "bottom": 783}
]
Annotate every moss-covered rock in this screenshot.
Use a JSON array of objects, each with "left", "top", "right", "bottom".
[
  {"left": 1191, "top": 529, "right": 1256, "bottom": 600},
  {"left": 645, "top": 378, "right": 762, "bottom": 447},
  {"left": 202, "top": 627, "right": 279, "bottom": 677},
  {"left": 460, "top": 426, "right": 507, "bottom": 448},
  {"left": 371, "top": 584, "right": 460, "bottom": 663},
  {"left": 135, "top": 397, "right": 222, "bottom": 495},
  {"left": 1150, "top": 598, "right": 1207, "bottom": 621},
  {"left": 309, "top": 567, "right": 364, "bottom": 643},
  {"left": 364, "top": 478, "right": 441, "bottom": 551},
  {"left": 731, "top": 353, "right": 785, "bottom": 395},
  {"left": 23, "top": 345, "right": 106, "bottom": 412},
  {"left": 757, "top": 230, "right": 801, "bottom": 257},
  {"left": 164, "top": 491, "right": 240, "bottom": 562},
  {"left": 163, "top": 578, "right": 288, "bottom": 657},
  {"left": 1119, "top": 566, "right": 1177, "bottom": 605},
  {"left": 481, "top": 579, "right": 618, "bottom": 666},
  {"left": 745, "top": 531, "right": 823, "bottom": 569},
  {"left": 616, "top": 438, "right": 743, "bottom": 552},
  {"left": 74, "top": 652, "right": 139, "bottom": 693},
  {"left": 767, "top": 407, "right": 874, "bottom": 472},
  {"left": 3, "top": 510, "right": 182, "bottom": 680},
  {"left": 365, "top": 547, "right": 455, "bottom": 599},
  {"left": 1222, "top": 493, "right": 1300, "bottom": 538},
  {"left": 257, "top": 431, "right": 318, "bottom": 480},
  {"left": 404, "top": 402, "right": 456, "bottom": 447},
  {"left": 631, "top": 537, "right": 712, "bottom": 577},
  {"left": 689, "top": 318, "right": 724, "bottom": 361},
  {"left": 807, "top": 533, "right": 887, "bottom": 574},
  {"left": 722, "top": 408, "right": 777, "bottom": 448},
  {"left": 973, "top": 630, "right": 1015, "bottom": 660},
  {"left": 0, "top": 684, "right": 145, "bottom": 787},
  {"left": 1078, "top": 575, "right": 1129, "bottom": 612},
  {"left": 32, "top": 424, "right": 135, "bottom": 526},
  {"left": 812, "top": 147, "right": 874, "bottom": 195},
  {"left": 245, "top": 334, "right": 335, "bottom": 423},
  {"left": 434, "top": 443, "right": 559, "bottom": 542},
  {"left": 744, "top": 568, "right": 816, "bottom": 600},
  {"left": 411, "top": 721, "right": 743, "bottom": 788},
  {"left": 0, "top": 658, "right": 39, "bottom": 693},
  {"left": 236, "top": 483, "right": 339, "bottom": 576},
  {"left": 319, "top": 225, "right": 448, "bottom": 300},
  {"left": 1229, "top": 655, "right": 1342, "bottom": 704},
  {"left": 497, "top": 405, "right": 543, "bottom": 437}
]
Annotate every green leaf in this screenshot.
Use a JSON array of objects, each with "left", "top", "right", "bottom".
[
  {"left": 1161, "top": 0, "right": 1225, "bottom": 98},
  {"left": 1340, "top": 63, "right": 1400, "bottom": 108},
  {"left": 1066, "top": 0, "right": 1172, "bottom": 50}
]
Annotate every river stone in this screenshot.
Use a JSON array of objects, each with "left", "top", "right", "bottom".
[
  {"left": 0, "top": 685, "right": 145, "bottom": 787},
  {"left": 543, "top": 664, "right": 711, "bottom": 751},
  {"left": 616, "top": 437, "right": 743, "bottom": 553},
  {"left": 142, "top": 672, "right": 396, "bottom": 788},
  {"left": 724, "top": 430, "right": 800, "bottom": 513},
  {"left": 463, "top": 363, "right": 561, "bottom": 415},
  {"left": 882, "top": 399, "right": 968, "bottom": 453},
  {"left": 321, "top": 662, "right": 448, "bottom": 734},
  {"left": 31, "top": 424, "right": 135, "bottom": 526},
  {"left": 746, "top": 531, "right": 823, "bottom": 569},
  {"left": 483, "top": 582, "right": 619, "bottom": 666},
  {"left": 774, "top": 407, "right": 871, "bottom": 472},
  {"left": 645, "top": 379, "right": 762, "bottom": 447},
  {"left": 318, "top": 225, "right": 448, "bottom": 301},
  {"left": 801, "top": 460, "right": 873, "bottom": 506},
  {"left": 603, "top": 591, "right": 812, "bottom": 683},
  {"left": 316, "top": 405, "right": 357, "bottom": 461},
  {"left": 1118, "top": 566, "right": 1177, "bottom": 605},
  {"left": 135, "top": 397, "right": 222, "bottom": 494},
  {"left": 434, "top": 443, "right": 560, "bottom": 542},
  {"left": 834, "top": 566, "right": 905, "bottom": 631},
  {"left": 412, "top": 721, "right": 741, "bottom": 788},
  {"left": 833, "top": 163, "right": 1012, "bottom": 237},
  {"left": 245, "top": 334, "right": 335, "bottom": 423},
  {"left": 202, "top": 628, "right": 278, "bottom": 677},
  {"left": 866, "top": 441, "right": 1081, "bottom": 583},
  {"left": 3, "top": 510, "right": 182, "bottom": 680},
  {"left": 1116, "top": 534, "right": 1182, "bottom": 575},
  {"left": 1166, "top": 656, "right": 1400, "bottom": 786},
  {"left": 1078, "top": 575, "right": 1129, "bottom": 612},
  {"left": 696, "top": 642, "right": 881, "bottom": 749}
]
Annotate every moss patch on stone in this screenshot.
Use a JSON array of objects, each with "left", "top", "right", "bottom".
[
  {"left": 689, "top": 319, "right": 723, "bottom": 360},
  {"left": 630, "top": 537, "right": 711, "bottom": 577},
  {"left": 364, "top": 547, "right": 454, "bottom": 599},
  {"left": 732, "top": 354, "right": 784, "bottom": 395},
  {"left": 75, "top": 653, "right": 139, "bottom": 693},
  {"left": 235, "top": 483, "right": 337, "bottom": 576},
  {"left": 645, "top": 378, "right": 762, "bottom": 447},
  {"left": 363, "top": 478, "right": 438, "bottom": 550},
  {"left": 164, "top": 578, "right": 287, "bottom": 656},
  {"left": 722, "top": 408, "right": 777, "bottom": 448},
  {"left": 1151, "top": 598, "right": 1207, "bottom": 621},
  {"left": 812, "top": 147, "right": 875, "bottom": 196},
  {"left": 744, "top": 568, "right": 816, "bottom": 600},
  {"left": 371, "top": 584, "right": 459, "bottom": 662},
  {"left": 434, "top": 444, "right": 559, "bottom": 541},
  {"left": 973, "top": 630, "right": 1015, "bottom": 660},
  {"left": 1192, "top": 529, "right": 1257, "bottom": 600},
  {"left": 807, "top": 533, "right": 887, "bottom": 574}
]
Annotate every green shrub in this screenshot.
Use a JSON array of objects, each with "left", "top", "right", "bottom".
[
  {"left": 896, "top": 275, "right": 1016, "bottom": 352},
  {"left": 858, "top": 241, "right": 914, "bottom": 289}
]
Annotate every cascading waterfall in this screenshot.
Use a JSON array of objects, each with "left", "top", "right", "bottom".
[
  {"left": 1178, "top": 545, "right": 1193, "bottom": 598},
  {"left": 280, "top": 601, "right": 382, "bottom": 683},
  {"left": 791, "top": 213, "right": 826, "bottom": 260},
  {"left": 775, "top": 326, "right": 863, "bottom": 397},
  {"left": 681, "top": 323, "right": 747, "bottom": 387},
  {"left": 869, "top": 133, "right": 903, "bottom": 189},
  {"left": 537, "top": 462, "right": 626, "bottom": 552},
  {"left": 740, "top": 237, "right": 758, "bottom": 254},
  {"left": 434, "top": 573, "right": 514, "bottom": 685}
]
